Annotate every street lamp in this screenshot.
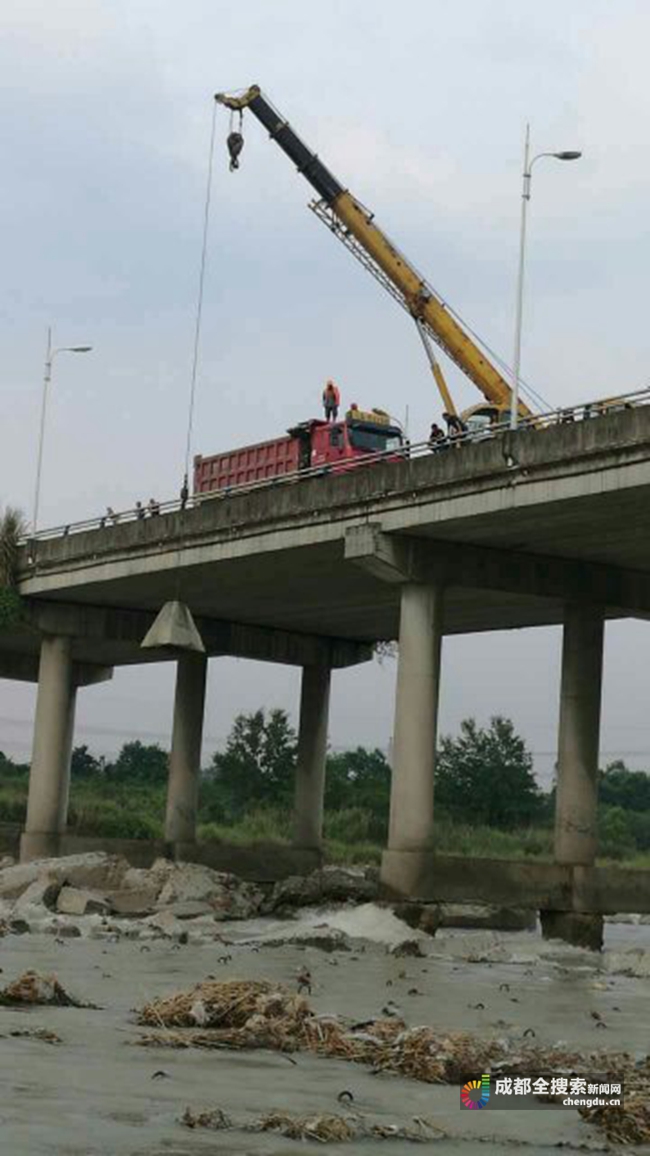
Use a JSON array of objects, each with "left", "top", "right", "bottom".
[
  {"left": 32, "top": 326, "right": 93, "bottom": 534},
  {"left": 510, "top": 124, "right": 582, "bottom": 429}
]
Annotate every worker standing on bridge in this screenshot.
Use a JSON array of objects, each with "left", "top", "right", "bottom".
[
  {"left": 428, "top": 422, "right": 446, "bottom": 451},
  {"left": 322, "top": 380, "right": 340, "bottom": 422},
  {"left": 443, "top": 411, "right": 467, "bottom": 442}
]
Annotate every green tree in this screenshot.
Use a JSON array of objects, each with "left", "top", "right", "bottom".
[
  {"left": 599, "top": 761, "right": 650, "bottom": 812},
  {"left": 205, "top": 709, "right": 297, "bottom": 820},
  {"left": 0, "top": 750, "right": 28, "bottom": 778},
  {"left": 71, "top": 745, "right": 104, "bottom": 779},
  {"left": 109, "top": 741, "right": 168, "bottom": 784},
  {"left": 436, "top": 716, "right": 542, "bottom": 829},
  {"left": 0, "top": 505, "right": 27, "bottom": 630}
]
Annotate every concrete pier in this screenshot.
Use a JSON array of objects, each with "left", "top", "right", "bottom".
[
  {"left": 293, "top": 663, "right": 331, "bottom": 850},
  {"left": 382, "top": 583, "right": 444, "bottom": 893},
  {"left": 543, "top": 604, "right": 605, "bottom": 949},
  {"left": 21, "top": 636, "right": 77, "bottom": 861},
  {"left": 164, "top": 653, "right": 208, "bottom": 851}
]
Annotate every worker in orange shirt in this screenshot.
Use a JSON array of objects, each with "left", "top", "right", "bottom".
[{"left": 322, "top": 379, "right": 341, "bottom": 422}]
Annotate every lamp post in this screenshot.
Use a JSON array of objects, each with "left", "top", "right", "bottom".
[
  {"left": 32, "top": 327, "right": 93, "bottom": 534},
  {"left": 510, "top": 125, "right": 581, "bottom": 430}
]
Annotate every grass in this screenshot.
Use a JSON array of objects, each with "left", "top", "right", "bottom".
[{"left": 0, "top": 776, "right": 647, "bottom": 867}]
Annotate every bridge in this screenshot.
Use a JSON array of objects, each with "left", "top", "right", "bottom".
[{"left": 4, "top": 402, "right": 650, "bottom": 947}]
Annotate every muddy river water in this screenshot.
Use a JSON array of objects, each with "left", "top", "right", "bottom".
[{"left": 0, "top": 909, "right": 648, "bottom": 1154}]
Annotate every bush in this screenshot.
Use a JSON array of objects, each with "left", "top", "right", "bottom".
[
  {"left": 0, "top": 786, "right": 27, "bottom": 824},
  {"left": 199, "top": 808, "right": 292, "bottom": 847},
  {"left": 323, "top": 807, "right": 377, "bottom": 844},
  {"left": 598, "top": 806, "right": 636, "bottom": 861},
  {"left": 67, "top": 799, "right": 162, "bottom": 840}
]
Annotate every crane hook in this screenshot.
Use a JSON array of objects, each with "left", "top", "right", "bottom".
[
  {"left": 227, "top": 131, "right": 244, "bottom": 171},
  {"left": 227, "top": 109, "right": 244, "bottom": 172}
]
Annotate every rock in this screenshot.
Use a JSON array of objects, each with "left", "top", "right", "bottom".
[
  {"left": 0, "top": 856, "right": 15, "bottom": 870},
  {"left": 105, "top": 889, "right": 158, "bottom": 917},
  {"left": 388, "top": 939, "right": 426, "bottom": 958},
  {"left": 56, "top": 886, "right": 111, "bottom": 917},
  {"left": 8, "top": 918, "right": 30, "bottom": 935},
  {"left": 270, "top": 867, "right": 378, "bottom": 911},
  {"left": 393, "top": 903, "right": 441, "bottom": 937},
  {"left": 12, "top": 878, "right": 61, "bottom": 916},
  {"left": 258, "top": 929, "right": 351, "bottom": 952},
  {"left": 0, "top": 853, "right": 129, "bottom": 901},
  {"left": 164, "top": 901, "right": 215, "bottom": 920},
  {"left": 52, "top": 923, "right": 82, "bottom": 938},
  {"left": 145, "top": 910, "right": 186, "bottom": 937},
  {"left": 151, "top": 860, "right": 263, "bottom": 920}
]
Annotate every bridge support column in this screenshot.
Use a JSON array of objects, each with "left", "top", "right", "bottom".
[
  {"left": 21, "top": 636, "right": 77, "bottom": 861},
  {"left": 381, "top": 582, "right": 444, "bottom": 896},
  {"left": 541, "top": 604, "right": 605, "bottom": 949},
  {"left": 293, "top": 663, "right": 331, "bottom": 853},
  {"left": 165, "top": 653, "right": 208, "bottom": 855}
]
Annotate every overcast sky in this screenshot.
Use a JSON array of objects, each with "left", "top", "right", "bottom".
[{"left": 3, "top": 0, "right": 650, "bottom": 783}]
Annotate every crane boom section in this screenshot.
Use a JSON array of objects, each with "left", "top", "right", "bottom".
[{"left": 215, "top": 85, "right": 531, "bottom": 418}]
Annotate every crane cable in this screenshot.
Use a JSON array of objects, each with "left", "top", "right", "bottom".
[{"left": 182, "top": 99, "right": 218, "bottom": 494}]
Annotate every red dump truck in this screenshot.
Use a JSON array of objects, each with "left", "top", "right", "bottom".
[{"left": 193, "top": 407, "right": 404, "bottom": 494}]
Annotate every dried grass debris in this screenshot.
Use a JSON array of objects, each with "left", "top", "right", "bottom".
[
  {"left": 1, "top": 1027, "right": 62, "bottom": 1044},
  {"left": 182, "top": 1106, "right": 445, "bottom": 1143},
  {"left": 181, "top": 1106, "right": 232, "bottom": 1130},
  {"left": 138, "top": 977, "right": 649, "bottom": 1146},
  {"left": 253, "top": 1110, "right": 357, "bottom": 1142}
]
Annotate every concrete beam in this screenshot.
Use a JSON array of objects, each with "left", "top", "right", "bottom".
[
  {"left": 24, "top": 601, "right": 372, "bottom": 669},
  {"left": 0, "top": 650, "right": 112, "bottom": 687},
  {"left": 346, "top": 523, "right": 650, "bottom": 614}
]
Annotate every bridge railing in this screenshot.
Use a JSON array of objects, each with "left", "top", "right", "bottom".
[{"left": 21, "top": 387, "right": 650, "bottom": 546}]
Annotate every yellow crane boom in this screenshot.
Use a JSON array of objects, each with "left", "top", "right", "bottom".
[{"left": 215, "top": 85, "right": 532, "bottom": 422}]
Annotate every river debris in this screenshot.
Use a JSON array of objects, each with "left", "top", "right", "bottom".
[
  {"left": 181, "top": 1106, "right": 232, "bottom": 1130},
  {"left": 578, "top": 1059, "right": 650, "bottom": 1146},
  {"left": 138, "top": 977, "right": 649, "bottom": 1145},
  {"left": 138, "top": 978, "right": 310, "bottom": 1043},
  {"left": 180, "top": 1105, "right": 445, "bottom": 1143},
  {"left": 2, "top": 1027, "right": 62, "bottom": 1044},
  {"left": 253, "top": 1111, "right": 357, "bottom": 1142},
  {"left": 0, "top": 970, "right": 92, "bottom": 1008}
]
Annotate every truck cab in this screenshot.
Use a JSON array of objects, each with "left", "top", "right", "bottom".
[{"left": 296, "top": 408, "right": 404, "bottom": 470}]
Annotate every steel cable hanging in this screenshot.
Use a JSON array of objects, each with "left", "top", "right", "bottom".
[{"left": 183, "top": 99, "right": 218, "bottom": 491}]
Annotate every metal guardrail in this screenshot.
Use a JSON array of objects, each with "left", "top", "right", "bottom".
[{"left": 21, "top": 388, "right": 650, "bottom": 546}]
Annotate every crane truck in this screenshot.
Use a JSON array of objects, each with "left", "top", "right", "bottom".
[{"left": 214, "top": 84, "right": 533, "bottom": 435}]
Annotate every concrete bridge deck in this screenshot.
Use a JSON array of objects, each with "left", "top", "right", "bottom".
[{"left": 12, "top": 405, "right": 650, "bottom": 661}]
